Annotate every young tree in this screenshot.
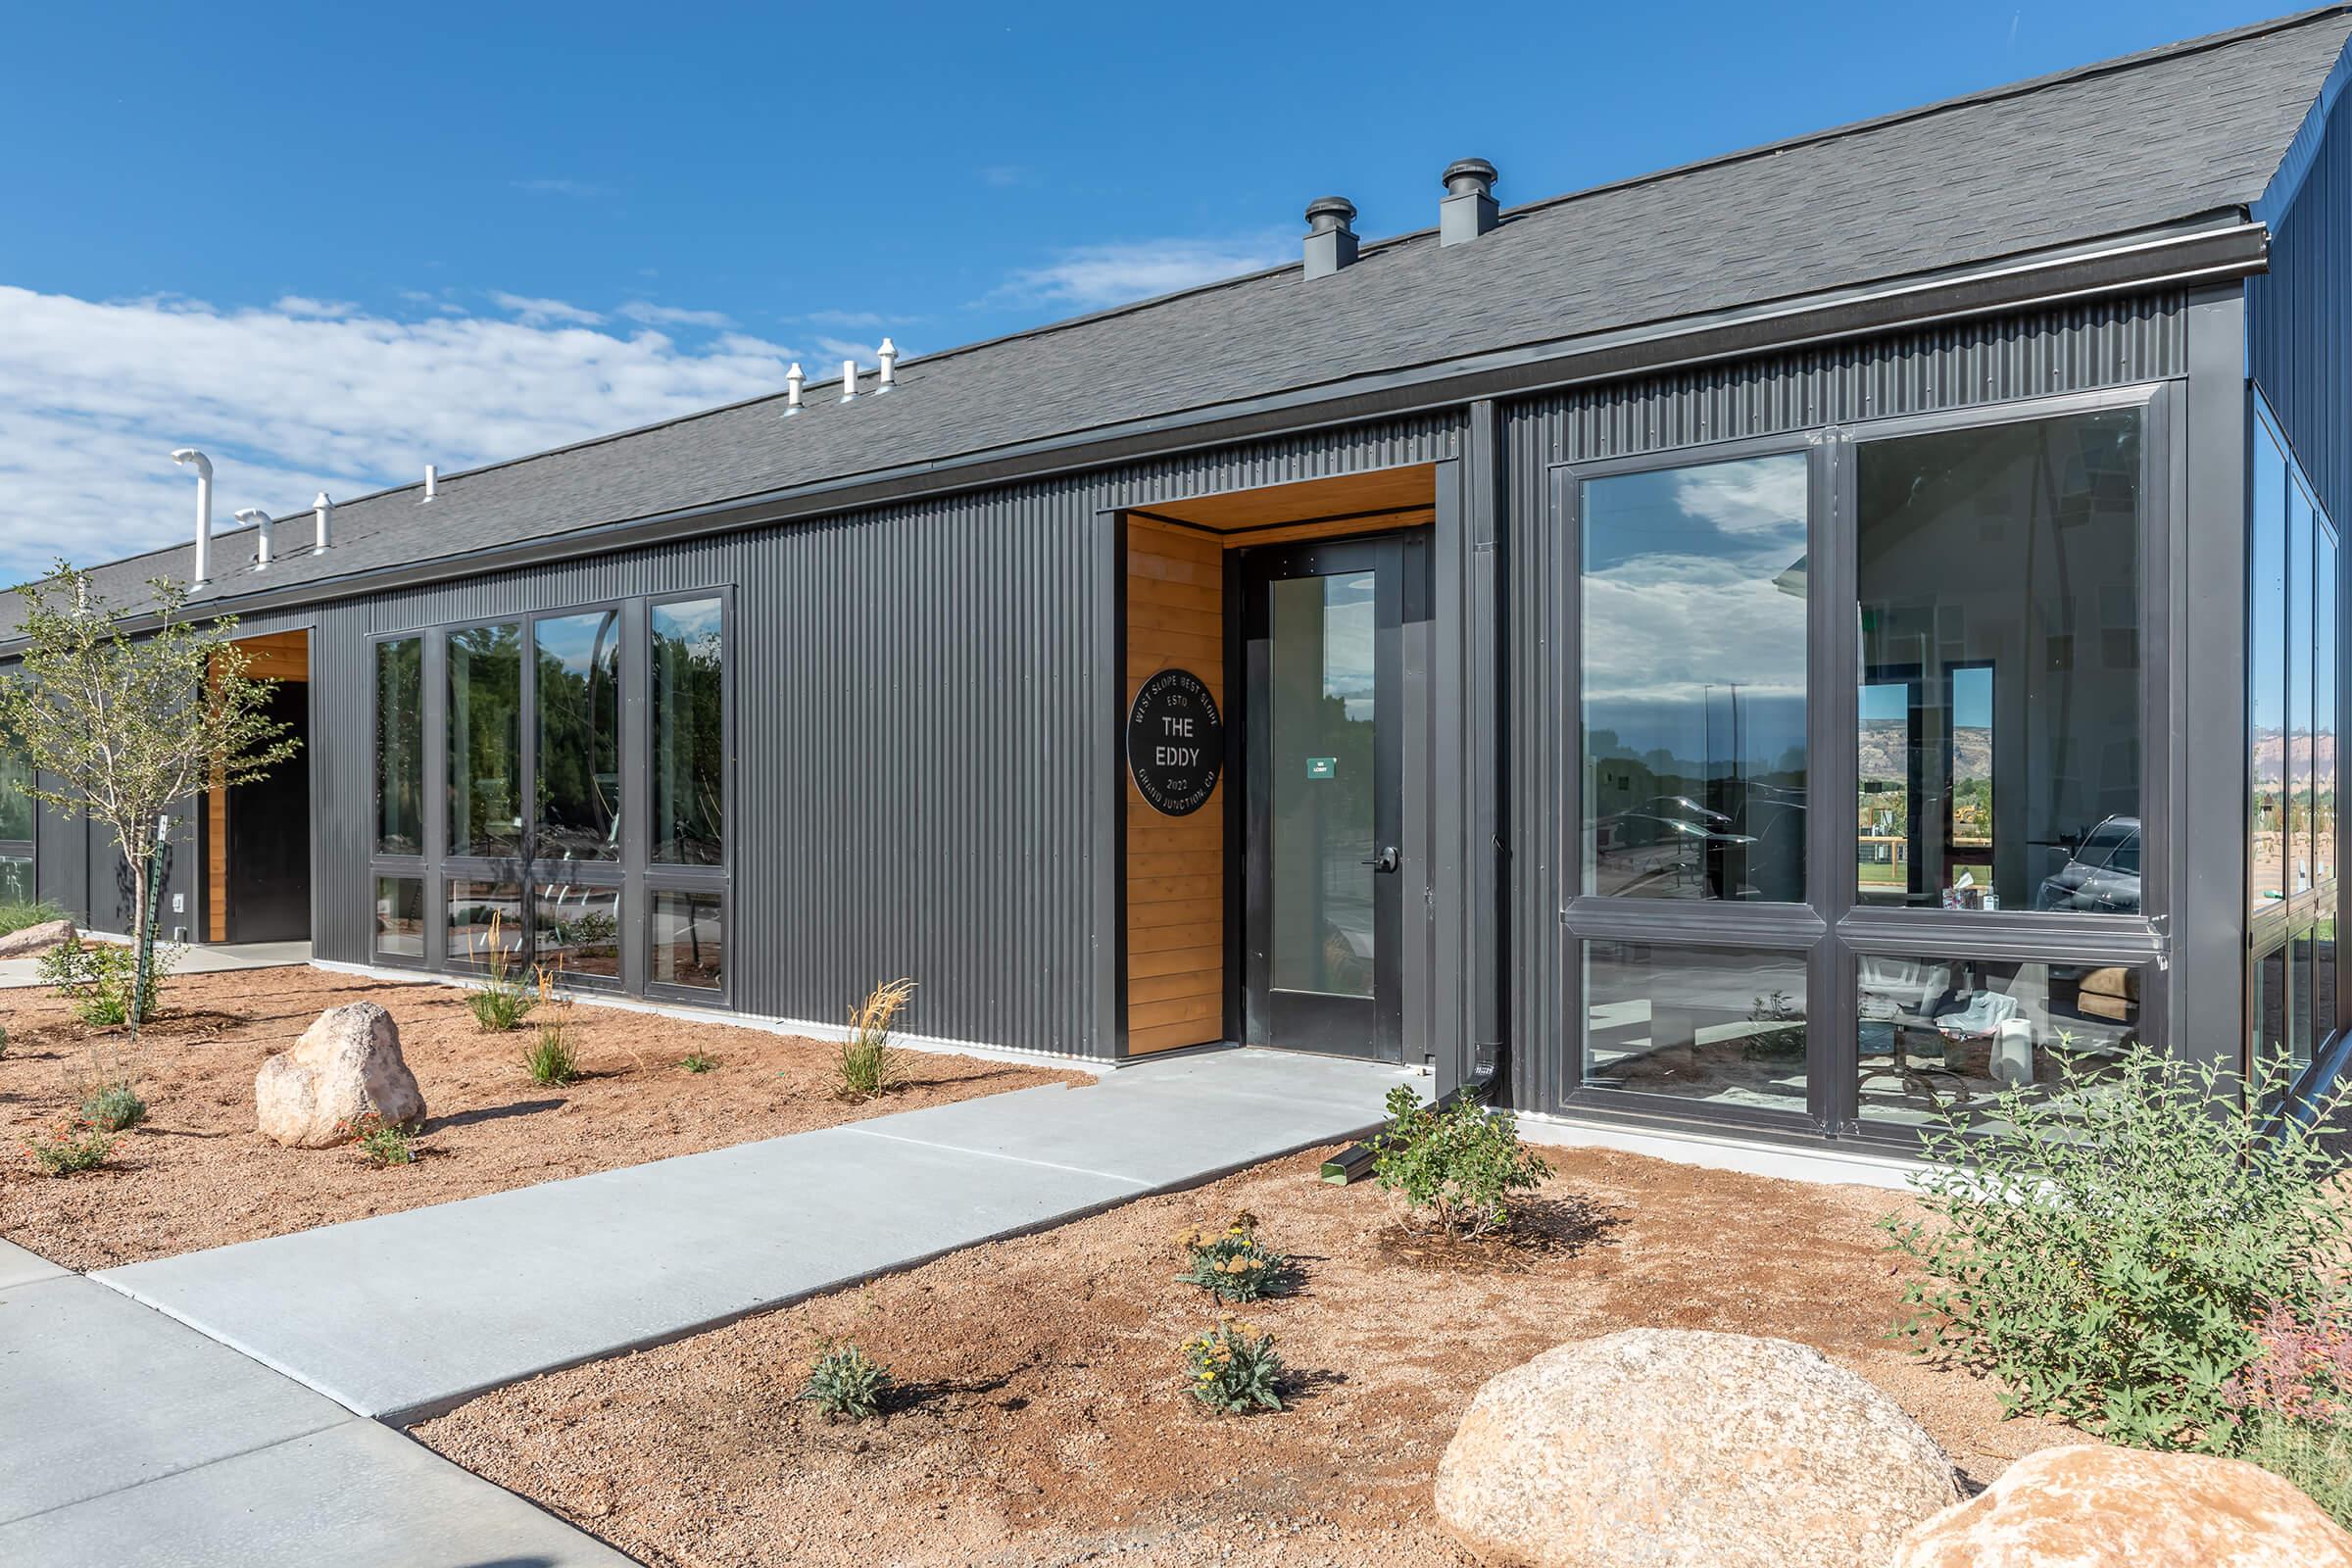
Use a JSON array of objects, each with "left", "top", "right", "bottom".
[{"left": 0, "top": 564, "right": 297, "bottom": 1038}]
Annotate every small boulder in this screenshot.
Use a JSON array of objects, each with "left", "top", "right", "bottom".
[
  {"left": 256, "top": 1003, "right": 425, "bottom": 1149},
  {"left": 0, "top": 918, "right": 74, "bottom": 958},
  {"left": 1434, "top": 1329, "right": 1959, "bottom": 1568},
  {"left": 1893, "top": 1443, "right": 2352, "bottom": 1568}
]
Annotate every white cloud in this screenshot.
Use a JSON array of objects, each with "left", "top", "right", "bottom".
[
  {"left": 0, "top": 286, "right": 800, "bottom": 578},
  {"left": 617, "top": 301, "right": 733, "bottom": 328},
  {"left": 272, "top": 295, "right": 361, "bottom": 318},
  {"left": 1000, "top": 232, "right": 1291, "bottom": 310},
  {"left": 1672, "top": 462, "right": 1808, "bottom": 537},
  {"left": 488, "top": 291, "right": 605, "bottom": 326}
]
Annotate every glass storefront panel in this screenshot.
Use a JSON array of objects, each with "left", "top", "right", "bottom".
[
  {"left": 1857, "top": 955, "right": 2140, "bottom": 1130},
  {"left": 651, "top": 889, "right": 722, "bottom": 990},
  {"left": 1268, "top": 570, "right": 1377, "bottom": 996},
  {"left": 2293, "top": 489, "right": 2318, "bottom": 897},
  {"left": 533, "top": 883, "right": 621, "bottom": 982},
  {"left": 1857, "top": 410, "right": 2141, "bottom": 913},
  {"left": 535, "top": 611, "right": 621, "bottom": 862},
  {"left": 448, "top": 623, "right": 523, "bottom": 858},
  {"left": 374, "top": 875, "right": 425, "bottom": 959},
  {"left": 2253, "top": 425, "right": 2289, "bottom": 909},
  {"left": 446, "top": 879, "right": 524, "bottom": 966},
  {"left": 1583, "top": 940, "right": 1810, "bottom": 1111},
  {"left": 1582, "top": 453, "right": 1809, "bottom": 903},
  {"left": 375, "top": 636, "right": 424, "bottom": 856},
  {"left": 651, "top": 599, "right": 724, "bottom": 866}
]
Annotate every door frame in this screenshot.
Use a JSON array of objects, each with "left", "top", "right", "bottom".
[{"left": 1229, "top": 530, "right": 1426, "bottom": 1062}]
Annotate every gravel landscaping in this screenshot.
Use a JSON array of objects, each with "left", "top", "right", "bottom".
[
  {"left": 416, "top": 1143, "right": 2082, "bottom": 1568},
  {"left": 0, "top": 965, "right": 1084, "bottom": 1270}
]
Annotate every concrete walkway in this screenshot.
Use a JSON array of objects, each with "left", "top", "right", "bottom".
[
  {"left": 0, "top": 937, "right": 311, "bottom": 988},
  {"left": 0, "top": 1240, "right": 631, "bottom": 1567},
  {"left": 99, "top": 1048, "right": 1407, "bottom": 1423}
]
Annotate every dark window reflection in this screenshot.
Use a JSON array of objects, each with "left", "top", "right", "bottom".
[
  {"left": 652, "top": 889, "right": 722, "bottom": 990},
  {"left": 535, "top": 611, "right": 621, "bottom": 861},
  {"left": 1583, "top": 453, "right": 1809, "bottom": 902},
  {"left": 651, "top": 599, "right": 724, "bottom": 865},
  {"left": 1858, "top": 955, "right": 2140, "bottom": 1129},
  {"left": 445, "top": 879, "right": 523, "bottom": 966},
  {"left": 374, "top": 875, "right": 424, "bottom": 959},
  {"left": 374, "top": 636, "right": 424, "bottom": 856},
  {"left": 2252, "top": 425, "right": 2289, "bottom": 908},
  {"left": 1584, "top": 941, "right": 1809, "bottom": 1108},
  {"left": 534, "top": 883, "right": 620, "bottom": 981},
  {"left": 1857, "top": 410, "right": 2141, "bottom": 913},
  {"left": 448, "top": 623, "right": 523, "bottom": 858}
]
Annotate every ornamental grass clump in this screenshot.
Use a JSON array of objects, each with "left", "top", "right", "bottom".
[
  {"left": 466, "top": 915, "right": 536, "bottom": 1032},
  {"left": 1882, "top": 1044, "right": 2351, "bottom": 1454},
  {"left": 2224, "top": 1302, "right": 2352, "bottom": 1525},
  {"left": 1174, "top": 1212, "right": 1295, "bottom": 1302},
  {"left": 23, "top": 1115, "right": 113, "bottom": 1176},
  {"left": 800, "top": 1341, "right": 894, "bottom": 1422},
  {"left": 519, "top": 967, "right": 579, "bottom": 1086},
  {"left": 1182, "top": 1318, "right": 1286, "bottom": 1414},
  {"left": 1368, "top": 1083, "right": 1551, "bottom": 1239},
  {"left": 832, "top": 977, "right": 914, "bottom": 1102}
]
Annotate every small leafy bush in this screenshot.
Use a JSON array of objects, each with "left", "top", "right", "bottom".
[
  {"left": 336, "top": 1111, "right": 418, "bottom": 1167},
  {"left": 39, "top": 933, "right": 175, "bottom": 1027},
  {"left": 1368, "top": 1083, "right": 1551, "bottom": 1239},
  {"left": 79, "top": 1081, "right": 146, "bottom": 1132},
  {"left": 1883, "top": 1045, "right": 2349, "bottom": 1452},
  {"left": 23, "top": 1116, "right": 113, "bottom": 1176},
  {"left": 832, "top": 977, "right": 914, "bottom": 1102},
  {"left": 1174, "top": 1212, "right": 1294, "bottom": 1302},
  {"left": 466, "top": 918, "right": 536, "bottom": 1032},
  {"left": 680, "top": 1052, "right": 717, "bottom": 1074},
  {"left": 1183, "top": 1318, "right": 1286, "bottom": 1414},
  {"left": 801, "top": 1341, "right": 894, "bottom": 1421},
  {"left": 0, "top": 1020, "right": 11, "bottom": 1060}
]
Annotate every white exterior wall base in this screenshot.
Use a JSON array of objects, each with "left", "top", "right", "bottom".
[{"left": 1514, "top": 1108, "right": 1935, "bottom": 1192}]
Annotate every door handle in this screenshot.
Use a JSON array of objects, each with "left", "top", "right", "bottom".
[{"left": 1362, "top": 846, "right": 1400, "bottom": 874}]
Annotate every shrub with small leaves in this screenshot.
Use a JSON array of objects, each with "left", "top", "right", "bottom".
[
  {"left": 78, "top": 1081, "right": 146, "bottom": 1132},
  {"left": 680, "top": 1052, "right": 716, "bottom": 1074},
  {"left": 1368, "top": 1083, "right": 1551, "bottom": 1239},
  {"left": 1174, "top": 1212, "right": 1294, "bottom": 1302},
  {"left": 1883, "top": 1045, "right": 2350, "bottom": 1453},
  {"left": 1183, "top": 1318, "right": 1285, "bottom": 1414},
  {"left": 800, "top": 1341, "right": 894, "bottom": 1421},
  {"left": 24, "top": 1116, "right": 113, "bottom": 1176},
  {"left": 336, "top": 1111, "right": 418, "bottom": 1167},
  {"left": 39, "top": 933, "right": 175, "bottom": 1027}
]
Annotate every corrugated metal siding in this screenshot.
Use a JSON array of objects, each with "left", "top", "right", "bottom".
[
  {"left": 1501, "top": 294, "right": 2189, "bottom": 1113},
  {"left": 2251, "top": 56, "right": 2352, "bottom": 527},
  {"left": 312, "top": 415, "right": 1461, "bottom": 1056}
]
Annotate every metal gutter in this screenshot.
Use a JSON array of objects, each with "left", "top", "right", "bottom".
[{"left": 5, "top": 220, "right": 2268, "bottom": 646}]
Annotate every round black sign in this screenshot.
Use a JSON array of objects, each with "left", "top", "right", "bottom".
[{"left": 1127, "top": 668, "right": 1223, "bottom": 816}]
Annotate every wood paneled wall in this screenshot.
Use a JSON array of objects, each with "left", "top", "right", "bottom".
[
  {"left": 209, "top": 631, "right": 309, "bottom": 942},
  {"left": 1124, "top": 517, "right": 1226, "bottom": 1054}
]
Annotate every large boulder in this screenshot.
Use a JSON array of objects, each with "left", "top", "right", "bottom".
[
  {"left": 1893, "top": 1443, "right": 2352, "bottom": 1568},
  {"left": 255, "top": 1003, "right": 425, "bottom": 1149},
  {"left": 1434, "top": 1329, "right": 1959, "bottom": 1568},
  {"left": 0, "top": 918, "right": 74, "bottom": 958}
]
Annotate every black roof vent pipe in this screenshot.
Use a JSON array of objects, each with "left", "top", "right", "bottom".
[
  {"left": 1302, "top": 196, "right": 1359, "bottom": 279},
  {"left": 1439, "top": 158, "right": 1498, "bottom": 246}
]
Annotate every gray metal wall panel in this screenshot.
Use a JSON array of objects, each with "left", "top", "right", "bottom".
[
  {"left": 2251, "top": 56, "right": 2352, "bottom": 532},
  {"left": 1501, "top": 294, "right": 2189, "bottom": 1113},
  {"left": 312, "top": 416, "right": 1462, "bottom": 1057}
]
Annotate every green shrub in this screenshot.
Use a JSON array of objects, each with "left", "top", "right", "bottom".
[
  {"left": 800, "top": 1341, "right": 894, "bottom": 1421},
  {"left": 0, "top": 1020, "right": 10, "bottom": 1060},
  {"left": 39, "top": 933, "right": 175, "bottom": 1027},
  {"left": 23, "top": 1116, "right": 113, "bottom": 1176},
  {"left": 1183, "top": 1318, "right": 1286, "bottom": 1414},
  {"left": 336, "top": 1111, "right": 418, "bottom": 1167},
  {"left": 1882, "top": 1045, "right": 2349, "bottom": 1452},
  {"left": 1368, "top": 1083, "right": 1551, "bottom": 1239},
  {"left": 680, "top": 1051, "right": 716, "bottom": 1073},
  {"left": 832, "top": 977, "right": 914, "bottom": 1102},
  {"left": 1174, "top": 1213, "right": 1295, "bottom": 1302},
  {"left": 520, "top": 1024, "right": 578, "bottom": 1087},
  {"left": 79, "top": 1081, "right": 146, "bottom": 1132},
  {"left": 0, "top": 899, "right": 64, "bottom": 938}
]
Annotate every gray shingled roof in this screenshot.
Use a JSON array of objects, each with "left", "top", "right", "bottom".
[{"left": 29, "top": 6, "right": 2352, "bottom": 624}]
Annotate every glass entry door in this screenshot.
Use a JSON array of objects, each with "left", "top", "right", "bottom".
[{"left": 1241, "top": 535, "right": 1411, "bottom": 1062}]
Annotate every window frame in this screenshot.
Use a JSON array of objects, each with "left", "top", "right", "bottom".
[{"left": 641, "top": 588, "right": 734, "bottom": 1007}]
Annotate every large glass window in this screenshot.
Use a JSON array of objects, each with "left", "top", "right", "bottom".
[
  {"left": 446, "top": 878, "right": 524, "bottom": 965},
  {"left": 375, "top": 875, "right": 424, "bottom": 959},
  {"left": 0, "top": 723, "right": 31, "bottom": 904},
  {"left": 651, "top": 889, "right": 723, "bottom": 990},
  {"left": 1582, "top": 452, "right": 1809, "bottom": 903},
  {"left": 1857, "top": 955, "right": 2140, "bottom": 1130},
  {"left": 650, "top": 598, "right": 724, "bottom": 866},
  {"left": 374, "top": 636, "right": 424, "bottom": 857},
  {"left": 2293, "top": 489, "right": 2318, "bottom": 898},
  {"left": 533, "top": 883, "right": 620, "bottom": 982},
  {"left": 1857, "top": 410, "right": 2142, "bottom": 914},
  {"left": 447, "top": 622, "right": 523, "bottom": 858},
  {"left": 2253, "top": 425, "right": 2290, "bottom": 908},
  {"left": 534, "top": 610, "right": 620, "bottom": 861},
  {"left": 1584, "top": 941, "right": 1810, "bottom": 1111}
]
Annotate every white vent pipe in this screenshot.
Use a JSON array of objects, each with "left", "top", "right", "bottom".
[
  {"left": 235, "top": 507, "right": 272, "bottom": 567},
  {"left": 170, "top": 449, "right": 214, "bottom": 583},
  {"left": 784, "top": 362, "right": 805, "bottom": 415},
  {"left": 840, "top": 359, "right": 858, "bottom": 402},
  {"left": 314, "top": 492, "right": 333, "bottom": 552},
  {"left": 876, "top": 338, "right": 897, "bottom": 392},
  {"left": 422, "top": 464, "right": 438, "bottom": 501}
]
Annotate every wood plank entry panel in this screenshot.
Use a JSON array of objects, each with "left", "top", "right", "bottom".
[{"left": 1125, "top": 516, "right": 1226, "bottom": 1054}]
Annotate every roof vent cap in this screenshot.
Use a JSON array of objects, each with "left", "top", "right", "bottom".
[
  {"left": 313, "top": 492, "right": 333, "bottom": 552},
  {"left": 234, "top": 507, "right": 273, "bottom": 567},
  {"left": 422, "top": 464, "right": 438, "bottom": 502},
  {"left": 1439, "top": 158, "right": 1498, "bottom": 246},
  {"left": 1303, "top": 196, "right": 1359, "bottom": 279},
  {"left": 840, "top": 358, "right": 858, "bottom": 403},
  {"left": 876, "top": 338, "right": 898, "bottom": 392},
  {"left": 783, "top": 362, "right": 806, "bottom": 416}
]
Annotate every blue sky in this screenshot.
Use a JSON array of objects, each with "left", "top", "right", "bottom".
[{"left": 0, "top": 1, "right": 2299, "bottom": 575}]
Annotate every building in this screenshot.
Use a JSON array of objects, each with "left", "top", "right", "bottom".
[{"left": 6, "top": 9, "right": 2350, "bottom": 1172}]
